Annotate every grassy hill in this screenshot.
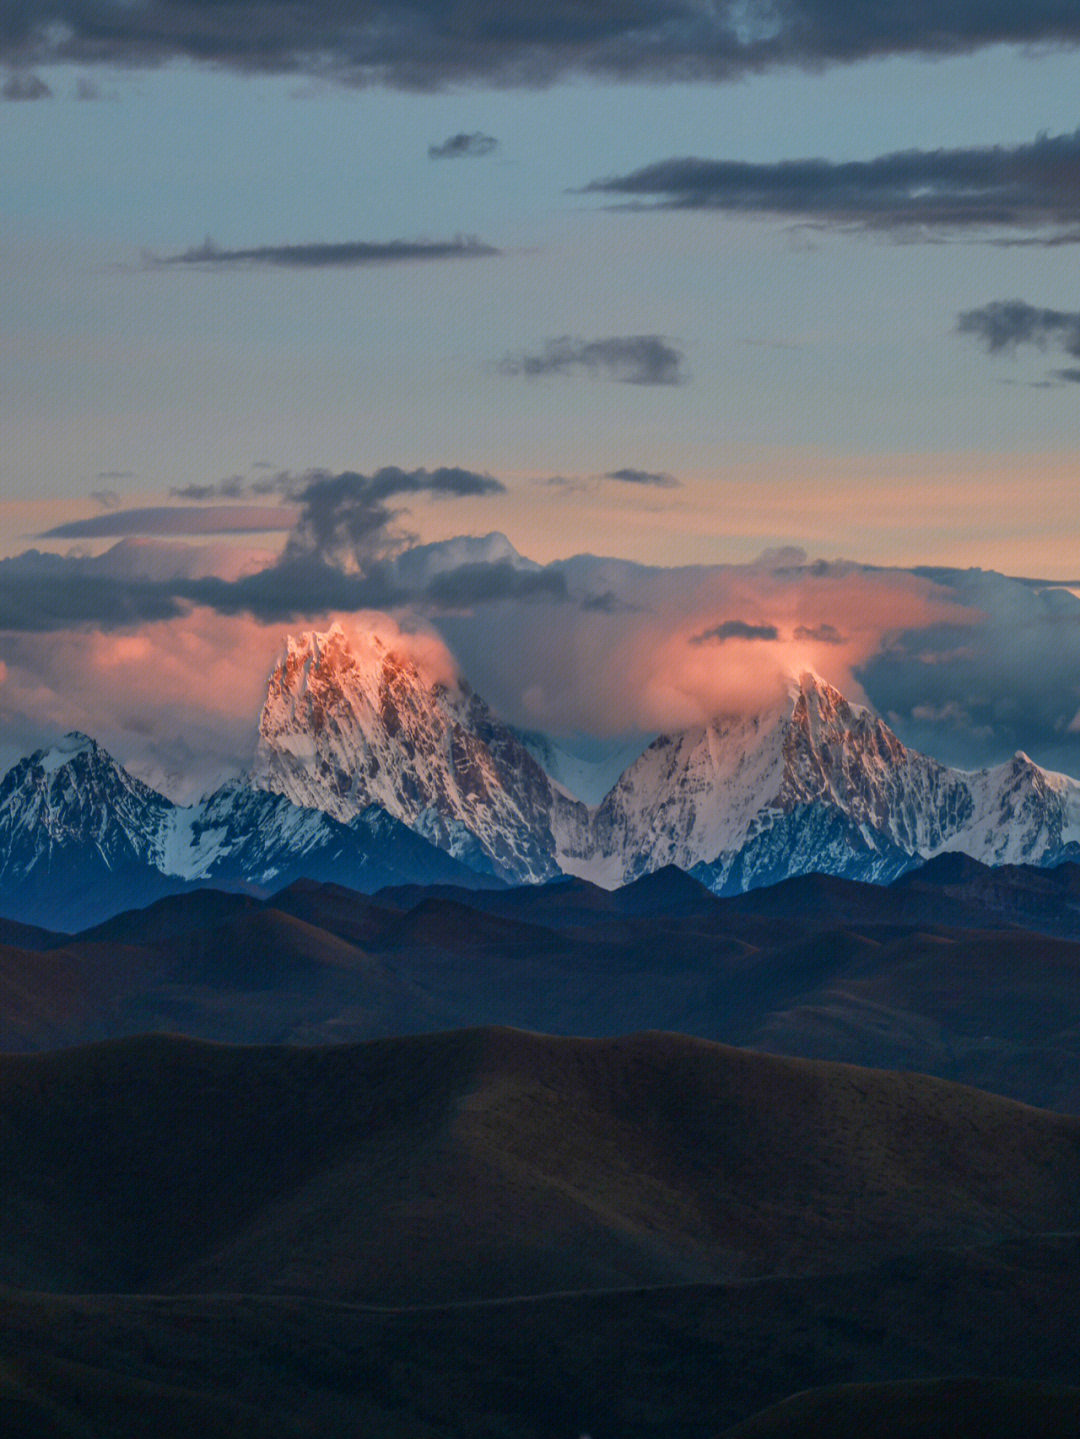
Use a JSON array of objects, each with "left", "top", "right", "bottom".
[{"left": 3, "top": 1027, "right": 1079, "bottom": 1300}]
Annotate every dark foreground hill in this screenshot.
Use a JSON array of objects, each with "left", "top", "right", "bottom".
[
  {"left": 3, "top": 1028, "right": 1080, "bottom": 1301},
  {"left": 7, "top": 860, "right": 1080, "bottom": 1110},
  {"left": 5, "top": 1233, "right": 1080, "bottom": 1438},
  {"left": 720, "top": 1376, "right": 1080, "bottom": 1438}
]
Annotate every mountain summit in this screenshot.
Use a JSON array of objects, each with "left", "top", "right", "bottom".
[
  {"left": 252, "top": 622, "right": 587, "bottom": 884},
  {"left": 251, "top": 628, "right": 1080, "bottom": 893},
  {"left": 5, "top": 633, "right": 1080, "bottom": 929}
]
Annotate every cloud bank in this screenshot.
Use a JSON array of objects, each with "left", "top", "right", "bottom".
[
  {"left": 4, "top": 2, "right": 1079, "bottom": 87},
  {"left": 9, "top": 504, "right": 1080, "bottom": 787},
  {"left": 585, "top": 130, "right": 1080, "bottom": 241}
]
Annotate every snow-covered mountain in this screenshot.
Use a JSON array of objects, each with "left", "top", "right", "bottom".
[
  {"left": 0, "top": 733, "right": 484, "bottom": 931},
  {"left": 252, "top": 622, "right": 588, "bottom": 883},
  {"left": 584, "top": 673, "right": 1080, "bottom": 891},
  {"left": 7, "top": 637, "right": 1080, "bottom": 932},
  {"left": 0, "top": 732, "right": 180, "bottom": 926},
  {"left": 251, "top": 627, "right": 1080, "bottom": 895}
]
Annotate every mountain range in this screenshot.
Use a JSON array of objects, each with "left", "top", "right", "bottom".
[
  {"left": 5, "top": 854, "right": 1080, "bottom": 1113},
  {"left": 4, "top": 617, "right": 1080, "bottom": 928}
]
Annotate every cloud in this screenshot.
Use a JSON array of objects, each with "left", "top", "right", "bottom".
[
  {"left": 956, "top": 300, "right": 1080, "bottom": 357},
  {"left": 0, "top": 469, "right": 508, "bottom": 632},
  {"left": 14, "top": 538, "right": 1080, "bottom": 785},
  {"left": 38, "top": 505, "right": 296, "bottom": 539},
  {"left": 1, "top": 70, "right": 50, "bottom": 100},
  {"left": 4, "top": 2, "right": 1080, "bottom": 88},
  {"left": 425, "top": 560, "right": 569, "bottom": 607},
  {"left": 281, "top": 466, "right": 505, "bottom": 572},
  {"left": 858, "top": 569, "right": 1080, "bottom": 774},
  {"left": 606, "top": 467, "right": 681, "bottom": 489},
  {"left": 0, "top": 608, "right": 467, "bottom": 800},
  {"left": 1052, "top": 368, "right": 1080, "bottom": 384},
  {"left": 145, "top": 235, "right": 498, "bottom": 269},
  {"left": 428, "top": 131, "right": 498, "bottom": 159},
  {"left": 0, "top": 550, "right": 186, "bottom": 632},
  {"left": 499, "top": 336, "right": 687, "bottom": 386},
  {"left": 90, "top": 488, "right": 121, "bottom": 510},
  {"left": 691, "top": 619, "right": 780, "bottom": 644},
  {"left": 170, "top": 473, "right": 293, "bottom": 501},
  {"left": 584, "top": 130, "right": 1080, "bottom": 241},
  {"left": 433, "top": 551, "right": 969, "bottom": 743},
  {"left": 794, "top": 622, "right": 846, "bottom": 644}
]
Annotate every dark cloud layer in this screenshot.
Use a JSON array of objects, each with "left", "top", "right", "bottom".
[
  {"left": 428, "top": 131, "right": 498, "bottom": 159},
  {"left": 500, "top": 335, "right": 687, "bottom": 386},
  {"left": 425, "top": 559, "right": 568, "bottom": 607},
  {"left": 2, "top": 468, "right": 508, "bottom": 631},
  {"left": 4, "top": 2, "right": 1080, "bottom": 87},
  {"left": 585, "top": 130, "right": 1080, "bottom": 240},
  {"left": 692, "top": 619, "right": 780, "bottom": 644},
  {"left": 0, "top": 551, "right": 186, "bottom": 631},
  {"left": 957, "top": 300, "right": 1080, "bottom": 358},
  {"left": 858, "top": 570, "right": 1080, "bottom": 776},
  {"left": 606, "top": 467, "right": 681, "bottom": 488},
  {"left": 146, "top": 235, "right": 498, "bottom": 269}
]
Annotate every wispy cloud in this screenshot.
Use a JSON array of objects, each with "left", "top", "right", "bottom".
[
  {"left": 38, "top": 506, "right": 296, "bottom": 540},
  {"left": 957, "top": 301, "right": 1080, "bottom": 357},
  {"left": 170, "top": 474, "right": 291, "bottom": 502},
  {"left": 794, "top": 622, "right": 846, "bottom": 644},
  {"left": 606, "top": 467, "right": 681, "bottom": 488},
  {"left": 2, "top": 70, "right": 50, "bottom": 100},
  {"left": 144, "top": 235, "right": 499, "bottom": 269},
  {"left": 584, "top": 130, "right": 1080, "bottom": 242},
  {"left": 428, "top": 131, "right": 498, "bottom": 159},
  {"left": 5, "top": 2, "right": 1080, "bottom": 87},
  {"left": 691, "top": 619, "right": 780, "bottom": 644},
  {"left": 499, "top": 336, "right": 687, "bottom": 386}
]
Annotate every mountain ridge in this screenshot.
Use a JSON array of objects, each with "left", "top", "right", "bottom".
[{"left": 6, "top": 620, "right": 1080, "bottom": 926}]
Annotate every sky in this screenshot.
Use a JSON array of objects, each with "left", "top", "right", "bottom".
[{"left": 3, "top": 2, "right": 1080, "bottom": 795}]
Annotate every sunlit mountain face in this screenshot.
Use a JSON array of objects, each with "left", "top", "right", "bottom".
[{"left": 5, "top": 617, "right": 1080, "bottom": 929}]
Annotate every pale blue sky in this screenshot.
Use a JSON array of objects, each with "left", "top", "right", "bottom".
[{"left": 3, "top": 44, "right": 1079, "bottom": 572}]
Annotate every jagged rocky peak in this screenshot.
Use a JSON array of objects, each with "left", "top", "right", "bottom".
[
  {"left": 0, "top": 730, "right": 167, "bottom": 814},
  {"left": 253, "top": 616, "right": 575, "bottom": 884}
]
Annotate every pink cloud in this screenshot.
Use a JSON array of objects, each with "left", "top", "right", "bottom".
[{"left": 0, "top": 606, "right": 459, "bottom": 798}]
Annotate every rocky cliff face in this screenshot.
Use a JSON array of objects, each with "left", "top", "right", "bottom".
[
  {"left": 252, "top": 622, "right": 588, "bottom": 884},
  {"left": 7, "top": 632, "right": 1080, "bottom": 932},
  {"left": 588, "top": 674, "right": 1080, "bottom": 890}
]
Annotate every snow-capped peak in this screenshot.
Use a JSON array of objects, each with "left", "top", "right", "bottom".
[
  {"left": 34, "top": 731, "right": 102, "bottom": 774},
  {"left": 252, "top": 615, "right": 580, "bottom": 883}
]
